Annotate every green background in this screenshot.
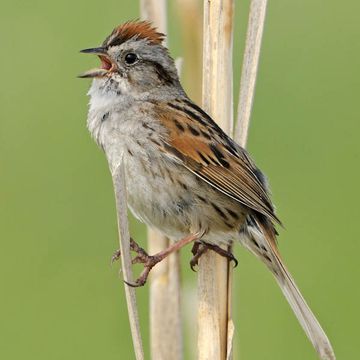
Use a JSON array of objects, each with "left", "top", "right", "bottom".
[{"left": 1, "top": 0, "right": 359, "bottom": 359}]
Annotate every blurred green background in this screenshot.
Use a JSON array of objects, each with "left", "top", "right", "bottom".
[{"left": 1, "top": 0, "right": 359, "bottom": 359}]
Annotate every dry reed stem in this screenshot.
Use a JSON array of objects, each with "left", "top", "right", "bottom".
[
  {"left": 198, "top": 1, "right": 234, "bottom": 359},
  {"left": 231, "top": 0, "right": 268, "bottom": 355},
  {"left": 235, "top": 0, "right": 268, "bottom": 147},
  {"left": 140, "top": 1, "right": 183, "bottom": 360},
  {"left": 111, "top": 163, "right": 144, "bottom": 360},
  {"left": 140, "top": 0, "right": 167, "bottom": 38},
  {"left": 175, "top": 0, "right": 203, "bottom": 103}
]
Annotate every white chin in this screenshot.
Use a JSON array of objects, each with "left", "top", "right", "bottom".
[{"left": 88, "top": 80, "right": 119, "bottom": 111}]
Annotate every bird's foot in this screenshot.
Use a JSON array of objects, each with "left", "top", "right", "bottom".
[
  {"left": 113, "top": 233, "right": 201, "bottom": 287},
  {"left": 111, "top": 238, "right": 159, "bottom": 287},
  {"left": 190, "top": 241, "right": 238, "bottom": 271}
]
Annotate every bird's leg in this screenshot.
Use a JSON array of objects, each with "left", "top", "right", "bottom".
[
  {"left": 114, "top": 233, "right": 201, "bottom": 287},
  {"left": 190, "top": 241, "right": 238, "bottom": 271}
]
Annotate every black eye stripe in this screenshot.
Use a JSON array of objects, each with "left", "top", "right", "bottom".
[{"left": 141, "top": 59, "right": 175, "bottom": 85}]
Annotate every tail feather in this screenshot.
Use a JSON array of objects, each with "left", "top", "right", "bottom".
[
  {"left": 241, "top": 217, "right": 336, "bottom": 360},
  {"left": 272, "top": 252, "right": 335, "bottom": 360}
]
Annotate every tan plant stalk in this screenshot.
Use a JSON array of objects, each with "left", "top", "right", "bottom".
[
  {"left": 235, "top": 0, "right": 268, "bottom": 147},
  {"left": 175, "top": 0, "right": 203, "bottom": 103},
  {"left": 198, "top": 1, "right": 235, "bottom": 359},
  {"left": 112, "top": 163, "right": 144, "bottom": 360},
  {"left": 198, "top": 0, "right": 269, "bottom": 358},
  {"left": 232, "top": 0, "right": 268, "bottom": 357},
  {"left": 140, "top": 2, "right": 183, "bottom": 360},
  {"left": 174, "top": 2, "right": 203, "bottom": 358}
]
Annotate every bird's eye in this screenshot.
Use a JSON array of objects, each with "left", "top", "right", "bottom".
[{"left": 124, "top": 53, "right": 138, "bottom": 65}]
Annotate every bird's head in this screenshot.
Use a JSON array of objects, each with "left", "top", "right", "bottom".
[{"left": 79, "top": 21, "right": 180, "bottom": 95}]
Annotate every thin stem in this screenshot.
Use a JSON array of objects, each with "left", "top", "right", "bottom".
[
  {"left": 231, "top": 2, "right": 268, "bottom": 355},
  {"left": 112, "top": 163, "right": 144, "bottom": 360},
  {"left": 198, "top": 1, "right": 235, "bottom": 360},
  {"left": 235, "top": 0, "right": 268, "bottom": 147}
]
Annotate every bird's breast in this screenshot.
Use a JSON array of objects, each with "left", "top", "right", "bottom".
[{"left": 87, "top": 95, "right": 247, "bottom": 244}]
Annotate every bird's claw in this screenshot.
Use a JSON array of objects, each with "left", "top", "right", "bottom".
[
  {"left": 189, "top": 241, "right": 238, "bottom": 271},
  {"left": 111, "top": 249, "right": 121, "bottom": 264},
  {"left": 112, "top": 238, "right": 160, "bottom": 287}
]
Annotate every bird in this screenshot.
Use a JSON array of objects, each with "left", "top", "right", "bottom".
[{"left": 79, "top": 20, "right": 335, "bottom": 360}]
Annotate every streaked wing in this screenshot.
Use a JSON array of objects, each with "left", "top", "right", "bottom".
[{"left": 155, "top": 98, "right": 281, "bottom": 225}]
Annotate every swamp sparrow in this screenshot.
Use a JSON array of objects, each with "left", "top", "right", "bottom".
[{"left": 80, "top": 21, "right": 335, "bottom": 359}]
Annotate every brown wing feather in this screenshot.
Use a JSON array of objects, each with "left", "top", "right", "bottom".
[{"left": 156, "top": 100, "right": 281, "bottom": 225}]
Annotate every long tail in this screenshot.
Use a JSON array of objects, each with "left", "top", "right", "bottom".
[{"left": 240, "top": 216, "right": 336, "bottom": 360}]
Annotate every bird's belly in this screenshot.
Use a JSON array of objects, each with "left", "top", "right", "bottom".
[
  {"left": 123, "top": 152, "right": 247, "bottom": 244},
  {"left": 124, "top": 153, "right": 192, "bottom": 239}
]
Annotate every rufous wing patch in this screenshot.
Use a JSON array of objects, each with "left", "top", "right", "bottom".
[{"left": 156, "top": 102, "right": 281, "bottom": 225}]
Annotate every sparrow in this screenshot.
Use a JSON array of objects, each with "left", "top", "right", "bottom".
[{"left": 79, "top": 21, "right": 335, "bottom": 359}]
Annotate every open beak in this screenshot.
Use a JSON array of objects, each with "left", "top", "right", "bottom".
[{"left": 78, "top": 47, "right": 116, "bottom": 78}]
